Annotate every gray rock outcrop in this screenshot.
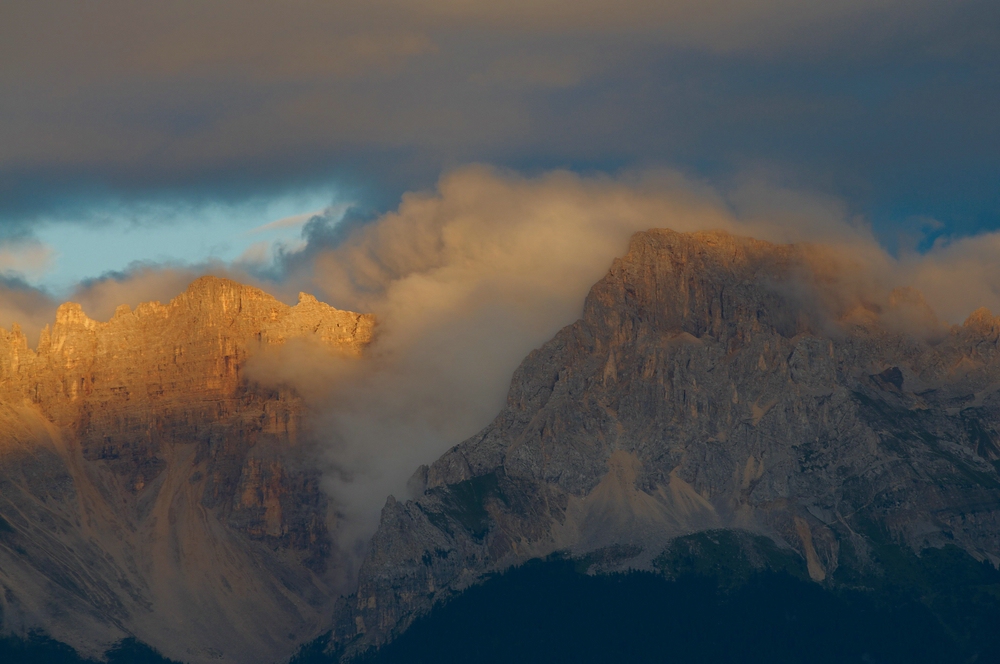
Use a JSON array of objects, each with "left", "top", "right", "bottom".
[{"left": 338, "top": 229, "right": 1000, "bottom": 654}]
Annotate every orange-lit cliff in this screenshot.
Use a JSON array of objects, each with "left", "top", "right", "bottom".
[{"left": 0, "top": 276, "right": 373, "bottom": 664}]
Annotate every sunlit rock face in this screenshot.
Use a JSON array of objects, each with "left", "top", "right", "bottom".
[
  {"left": 339, "top": 229, "right": 1000, "bottom": 654},
  {"left": 0, "top": 276, "right": 373, "bottom": 664}
]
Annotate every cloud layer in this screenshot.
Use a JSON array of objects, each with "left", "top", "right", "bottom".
[
  {"left": 2, "top": 0, "right": 997, "bottom": 243},
  {"left": 237, "top": 166, "right": 1000, "bottom": 551}
]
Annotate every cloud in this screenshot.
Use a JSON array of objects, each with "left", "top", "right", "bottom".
[
  {"left": 1, "top": 0, "right": 996, "bottom": 245},
  {"left": 2, "top": 167, "right": 992, "bottom": 535},
  {"left": 243, "top": 165, "right": 931, "bottom": 553},
  {"left": 0, "top": 278, "right": 57, "bottom": 345},
  {"left": 246, "top": 209, "right": 327, "bottom": 235},
  {"left": 0, "top": 0, "right": 932, "bottom": 89},
  {"left": 900, "top": 232, "right": 1000, "bottom": 325},
  {"left": 248, "top": 166, "right": 737, "bottom": 545},
  {"left": 0, "top": 239, "right": 59, "bottom": 342},
  {"left": 248, "top": 167, "right": 1000, "bottom": 554},
  {"left": 6, "top": 163, "right": 1000, "bottom": 568},
  {"left": 0, "top": 238, "right": 54, "bottom": 278}
]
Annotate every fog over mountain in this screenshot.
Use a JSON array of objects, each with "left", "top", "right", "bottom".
[
  {"left": 2, "top": 2, "right": 1000, "bottom": 662},
  {"left": 5, "top": 167, "right": 1000, "bottom": 557},
  {"left": 5, "top": 202, "right": 1000, "bottom": 661},
  {"left": 246, "top": 168, "right": 1000, "bottom": 551}
]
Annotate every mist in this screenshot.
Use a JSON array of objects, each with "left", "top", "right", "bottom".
[
  {"left": 239, "top": 165, "right": 1000, "bottom": 555},
  {"left": 5, "top": 165, "right": 1000, "bottom": 558}
]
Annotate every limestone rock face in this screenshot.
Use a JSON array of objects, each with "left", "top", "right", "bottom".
[
  {"left": 339, "top": 229, "right": 1000, "bottom": 652},
  {"left": 0, "top": 277, "right": 373, "bottom": 664}
]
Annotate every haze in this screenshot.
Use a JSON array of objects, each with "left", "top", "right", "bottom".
[{"left": 2, "top": 0, "right": 999, "bottom": 544}]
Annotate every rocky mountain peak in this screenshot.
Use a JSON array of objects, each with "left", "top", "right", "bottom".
[
  {"left": 53, "top": 301, "right": 97, "bottom": 329},
  {"left": 0, "top": 278, "right": 375, "bottom": 664},
  {"left": 584, "top": 229, "right": 809, "bottom": 343},
  {"left": 2, "top": 276, "right": 374, "bottom": 407},
  {"left": 338, "top": 228, "right": 1000, "bottom": 655},
  {"left": 964, "top": 307, "right": 1000, "bottom": 338},
  {"left": 5, "top": 233, "right": 1000, "bottom": 662}
]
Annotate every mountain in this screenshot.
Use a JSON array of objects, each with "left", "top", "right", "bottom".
[
  {"left": 332, "top": 229, "right": 1000, "bottom": 657},
  {"left": 0, "top": 276, "right": 373, "bottom": 664},
  {"left": 6, "top": 231, "right": 1000, "bottom": 663}
]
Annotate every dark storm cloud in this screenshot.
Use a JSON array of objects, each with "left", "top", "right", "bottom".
[{"left": 1, "top": 0, "right": 998, "bottom": 238}]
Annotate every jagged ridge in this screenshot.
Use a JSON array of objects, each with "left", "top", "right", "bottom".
[
  {"left": 0, "top": 277, "right": 374, "bottom": 664},
  {"left": 338, "top": 229, "right": 1000, "bottom": 654}
]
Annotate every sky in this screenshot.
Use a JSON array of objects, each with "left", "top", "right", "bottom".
[
  {"left": 2, "top": 0, "right": 1000, "bottom": 542},
  {"left": 1, "top": 0, "right": 998, "bottom": 297}
]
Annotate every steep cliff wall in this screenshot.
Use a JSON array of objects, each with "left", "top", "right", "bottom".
[
  {"left": 0, "top": 277, "right": 373, "bottom": 664},
  {"left": 339, "top": 229, "right": 1000, "bottom": 653}
]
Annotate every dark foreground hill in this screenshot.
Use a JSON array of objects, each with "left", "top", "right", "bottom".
[{"left": 295, "top": 531, "right": 1000, "bottom": 663}]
